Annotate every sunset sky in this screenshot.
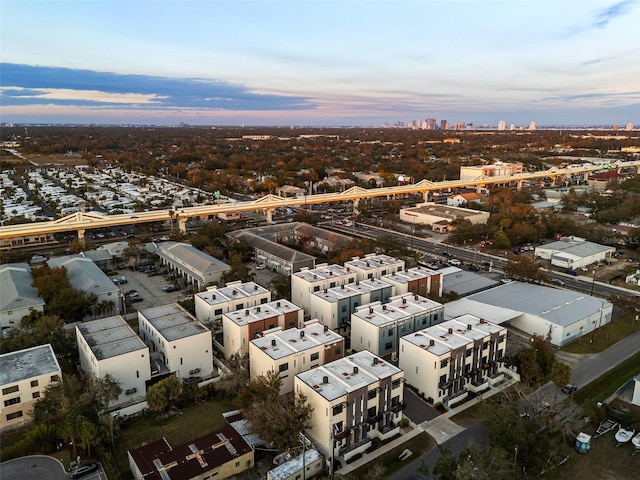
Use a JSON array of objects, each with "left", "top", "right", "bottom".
[{"left": 2, "top": 0, "right": 639, "bottom": 126}]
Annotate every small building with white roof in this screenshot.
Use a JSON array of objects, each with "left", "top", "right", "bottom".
[
  {"left": 138, "top": 304, "right": 213, "bottom": 380},
  {"left": 343, "top": 254, "right": 405, "bottom": 282},
  {"left": 76, "top": 316, "right": 150, "bottom": 408},
  {"left": 534, "top": 237, "right": 615, "bottom": 269},
  {"left": 267, "top": 448, "right": 324, "bottom": 480},
  {"left": 194, "top": 281, "right": 271, "bottom": 329},
  {"left": 0, "top": 344, "right": 62, "bottom": 431},
  {"left": 222, "top": 299, "right": 304, "bottom": 359},
  {"left": 350, "top": 293, "right": 444, "bottom": 359},
  {"left": 291, "top": 264, "right": 357, "bottom": 315},
  {"left": 308, "top": 278, "right": 394, "bottom": 331},
  {"left": 249, "top": 320, "right": 345, "bottom": 394},
  {"left": 155, "top": 241, "right": 231, "bottom": 290},
  {"left": 399, "top": 315, "right": 507, "bottom": 408},
  {"left": 295, "top": 351, "right": 404, "bottom": 463},
  {"left": 0, "top": 263, "right": 45, "bottom": 334}
]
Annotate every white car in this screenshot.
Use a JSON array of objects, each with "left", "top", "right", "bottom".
[{"left": 256, "top": 264, "right": 266, "bottom": 270}]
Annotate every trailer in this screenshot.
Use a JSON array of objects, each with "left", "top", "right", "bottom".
[{"left": 593, "top": 418, "right": 618, "bottom": 438}]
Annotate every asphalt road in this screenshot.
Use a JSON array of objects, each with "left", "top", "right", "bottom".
[
  {"left": 387, "top": 422, "right": 487, "bottom": 480},
  {"left": 403, "top": 387, "right": 441, "bottom": 424}
]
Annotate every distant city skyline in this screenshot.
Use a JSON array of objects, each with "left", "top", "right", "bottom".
[{"left": 1, "top": 1, "right": 639, "bottom": 127}]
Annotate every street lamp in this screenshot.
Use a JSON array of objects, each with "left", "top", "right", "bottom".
[{"left": 590, "top": 266, "right": 599, "bottom": 296}]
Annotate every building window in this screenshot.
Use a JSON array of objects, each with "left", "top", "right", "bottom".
[
  {"left": 253, "top": 328, "right": 260, "bottom": 337},
  {"left": 392, "top": 379, "right": 401, "bottom": 389},
  {"left": 367, "top": 273, "right": 373, "bottom": 279},
  {"left": 32, "top": 392, "right": 40, "bottom": 399},
  {"left": 261, "top": 298, "right": 268, "bottom": 304},
  {"left": 214, "top": 308, "right": 223, "bottom": 316},
  {"left": 400, "top": 324, "right": 406, "bottom": 332},
  {"left": 496, "top": 349, "right": 503, "bottom": 359},
  {"left": 236, "top": 303, "right": 244, "bottom": 310},
  {"left": 466, "top": 348, "right": 472, "bottom": 357},
  {"left": 439, "top": 374, "right": 447, "bottom": 385},
  {"left": 310, "top": 352, "right": 319, "bottom": 361},
  {"left": 498, "top": 335, "right": 505, "bottom": 343},
  {"left": 6, "top": 411, "right": 23, "bottom": 421},
  {"left": 51, "top": 374, "right": 60, "bottom": 382},
  {"left": 341, "top": 305, "right": 347, "bottom": 313},
  {"left": 384, "top": 342, "right": 392, "bottom": 350},
  {"left": 330, "top": 282, "right": 336, "bottom": 288},
  {"left": 440, "top": 359, "right": 448, "bottom": 368},
  {"left": 332, "top": 404, "right": 343, "bottom": 416},
  {"left": 278, "top": 363, "right": 289, "bottom": 372},
  {"left": 2, "top": 385, "right": 19, "bottom": 395},
  {"left": 367, "top": 406, "right": 377, "bottom": 418},
  {"left": 391, "top": 395, "right": 400, "bottom": 407},
  {"left": 482, "top": 341, "right": 489, "bottom": 350},
  {"left": 368, "top": 389, "right": 377, "bottom": 400},
  {"left": 313, "top": 286, "right": 320, "bottom": 292},
  {"left": 235, "top": 461, "right": 240, "bottom": 467},
  {"left": 335, "top": 420, "right": 343, "bottom": 431},
  {"left": 4, "top": 397, "right": 20, "bottom": 407},
  {"left": 335, "top": 346, "right": 342, "bottom": 355},
  {"left": 388, "top": 329, "right": 394, "bottom": 337},
  {"left": 30, "top": 380, "right": 39, "bottom": 388}
]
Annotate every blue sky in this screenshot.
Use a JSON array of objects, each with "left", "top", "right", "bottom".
[{"left": 1, "top": 0, "right": 639, "bottom": 126}]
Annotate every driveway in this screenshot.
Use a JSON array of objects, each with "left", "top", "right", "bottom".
[
  {"left": 0, "top": 456, "right": 68, "bottom": 480},
  {"left": 403, "top": 387, "right": 441, "bottom": 424},
  {"left": 115, "top": 269, "right": 182, "bottom": 312}
]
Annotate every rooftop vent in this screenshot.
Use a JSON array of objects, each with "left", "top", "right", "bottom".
[
  {"left": 353, "top": 366, "right": 359, "bottom": 375},
  {"left": 276, "top": 301, "right": 281, "bottom": 307},
  {"left": 402, "top": 298, "right": 407, "bottom": 304},
  {"left": 429, "top": 339, "right": 435, "bottom": 346},
  {"left": 324, "top": 325, "right": 328, "bottom": 332},
  {"left": 233, "top": 290, "right": 237, "bottom": 296},
  {"left": 467, "top": 324, "right": 472, "bottom": 330},
  {"left": 300, "top": 331, "right": 305, "bottom": 338},
  {"left": 212, "top": 294, "right": 216, "bottom": 299},
  {"left": 322, "top": 376, "right": 329, "bottom": 384},
  {"left": 271, "top": 339, "right": 276, "bottom": 346},
  {"left": 254, "top": 285, "right": 258, "bottom": 291},
  {"left": 448, "top": 328, "right": 453, "bottom": 334},
  {"left": 245, "top": 309, "right": 249, "bottom": 316},
  {"left": 373, "top": 357, "right": 379, "bottom": 365},
  {"left": 369, "top": 308, "right": 373, "bottom": 314},
  {"left": 382, "top": 305, "right": 387, "bottom": 310}
]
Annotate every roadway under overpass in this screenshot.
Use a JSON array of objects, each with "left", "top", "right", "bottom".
[{"left": 1, "top": 160, "right": 638, "bottom": 244}]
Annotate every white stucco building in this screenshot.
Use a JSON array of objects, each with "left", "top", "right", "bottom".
[
  {"left": 138, "top": 304, "right": 213, "bottom": 380},
  {"left": 343, "top": 254, "right": 405, "bottom": 282},
  {"left": 534, "top": 237, "right": 616, "bottom": 270},
  {"left": 222, "top": 299, "right": 304, "bottom": 359},
  {"left": 1, "top": 344, "right": 61, "bottom": 431},
  {"left": 380, "top": 266, "right": 443, "bottom": 298},
  {"left": 194, "top": 281, "right": 271, "bottom": 328},
  {"left": 399, "top": 315, "right": 508, "bottom": 408},
  {"left": 291, "top": 264, "right": 357, "bottom": 315},
  {"left": 350, "top": 293, "right": 444, "bottom": 359},
  {"left": 155, "top": 242, "right": 231, "bottom": 290},
  {"left": 0, "top": 263, "right": 45, "bottom": 335},
  {"left": 249, "top": 320, "right": 345, "bottom": 395},
  {"left": 308, "top": 278, "right": 394, "bottom": 331},
  {"left": 295, "top": 351, "right": 404, "bottom": 463},
  {"left": 76, "top": 316, "right": 150, "bottom": 409}
]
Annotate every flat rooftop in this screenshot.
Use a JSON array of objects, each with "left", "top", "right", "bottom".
[
  {"left": 344, "top": 254, "right": 404, "bottom": 272},
  {"left": 224, "top": 299, "right": 301, "bottom": 327},
  {"left": 293, "top": 264, "right": 354, "bottom": 283},
  {"left": 311, "top": 279, "right": 389, "bottom": 303},
  {"left": 382, "top": 266, "right": 440, "bottom": 284},
  {"left": 140, "top": 304, "right": 209, "bottom": 341},
  {"left": 402, "top": 316, "right": 505, "bottom": 356},
  {"left": 410, "top": 203, "right": 484, "bottom": 220},
  {"left": 77, "top": 316, "right": 147, "bottom": 360},
  {"left": 251, "top": 321, "right": 343, "bottom": 360},
  {"left": 296, "top": 351, "right": 401, "bottom": 402},
  {"left": 353, "top": 294, "right": 442, "bottom": 328},
  {"left": 0, "top": 344, "right": 61, "bottom": 386},
  {"left": 196, "top": 281, "right": 269, "bottom": 306}
]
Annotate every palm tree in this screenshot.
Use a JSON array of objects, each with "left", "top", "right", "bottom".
[{"left": 168, "top": 209, "right": 175, "bottom": 231}]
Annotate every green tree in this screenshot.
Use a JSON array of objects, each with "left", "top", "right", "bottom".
[
  {"left": 503, "top": 256, "right": 550, "bottom": 284},
  {"left": 270, "top": 274, "right": 292, "bottom": 301},
  {"left": 145, "top": 375, "right": 183, "bottom": 412},
  {"left": 216, "top": 353, "right": 250, "bottom": 397}
]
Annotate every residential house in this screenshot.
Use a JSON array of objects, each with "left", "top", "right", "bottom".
[{"left": 0, "top": 263, "right": 45, "bottom": 334}]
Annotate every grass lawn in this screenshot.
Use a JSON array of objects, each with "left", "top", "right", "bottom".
[
  {"left": 114, "top": 397, "right": 235, "bottom": 477},
  {"left": 347, "top": 432, "right": 435, "bottom": 479},
  {"left": 449, "top": 401, "right": 486, "bottom": 427},
  {"left": 561, "top": 310, "right": 640, "bottom": 355}
]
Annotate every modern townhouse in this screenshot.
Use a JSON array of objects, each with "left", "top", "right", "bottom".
[
  {"left": 343, "top": 254, "right": 405, "bottom": 281},
  {"left": 291, "top": 264, "right": 357, "bottom": 315}
]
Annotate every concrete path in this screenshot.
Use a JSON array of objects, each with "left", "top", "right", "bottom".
[{"left": 420, "top": 416, "right": 466, "bottom": 445}]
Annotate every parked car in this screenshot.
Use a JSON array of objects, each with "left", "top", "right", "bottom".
[
  {"left": 447, "top": 259, "right": 461, "bottom": 266},
  {"left": 256, "top": 263, "right": 266, "bottom": 270},
  {"left": 125, "top": 290, "right": 139, "bottom": 298},
  {"left": 552, "top": 279, "right": 566, "bottom": 286},
  {"left": 162, "top": 285, "right": 178, "bottom": 292},
  {"left": 112, "top": 276, "right": 127, "bottom": 285},
  {"left": 468, "top": 265, "right": 480, "bottom": 271},
  {"left": 562, "top": 384, "right": 577, "bottom": 394},
  {"left": 70, "top": 463, "right": 99, "bottom": 479}
]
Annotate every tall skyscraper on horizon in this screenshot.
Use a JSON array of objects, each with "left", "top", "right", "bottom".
[
  {"left": 529, "top": 121, "right": 536, "bottom": 131},
  {"left": 626, "top": 122, "right": 634, "bottom": 131},
  {"left": 440, "top": 119, "right": 448, "bottom": 130},
  {"left": 497, "top": 120, "right": 506, "bottom": 131}
]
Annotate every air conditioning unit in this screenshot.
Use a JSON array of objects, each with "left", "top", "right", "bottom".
[{"left": 189, "top": 368, "right": 201, "bottom": 375}]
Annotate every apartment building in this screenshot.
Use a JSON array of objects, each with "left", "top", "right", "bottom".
[
  {"left": 76, "top": 316, "right": 150, "bottom": 408},
  {"left": 308, "top": 278, "right": 394, "bottom": 331},
  {"left": 0, "top": 263, "right": 45, "bottom": 334},
  {"left": 343, "top": 254, "right": 405, "bottom": 282},
  {"left": 291, "top": 264, "right": 357, "bottom": 315},
  {"left": 155, "top": 242, "right": 231, "bottom": 290},
  {"left": 351, "top": 293, "right": 444, "bottom": 359},
  {"left": 380, "top": 266, "right": 443, "bottom": 298},
  {"left": 222, "top": 300, "right": 304, "bottom": 359},
  {"left": 249, "top": 320, "right": 345, "bottom": 394},
  {"left": 195, "top": 281, "right": 271, "bottom": 328},
  {"left": 1, "top": 344, "right": 61, "bottom": 430},
  {"left": 138, "top": 304, "right": 213, "bottom": 381},
  {"left": 459, "top": 161, "right": 524, "bottom": 181},
  {"left": 399, "top": 315, "right": 507, "bottom": 408},
  {"left": 295, "top": 351, "right": 404, "bottom": 463}
]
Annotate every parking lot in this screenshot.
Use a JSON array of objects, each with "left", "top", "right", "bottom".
[{"left": 112, "top": 268, "right": 183, "bottom": 313}]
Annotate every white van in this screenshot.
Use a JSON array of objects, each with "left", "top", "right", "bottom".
[{"left": 448, "top": 259, "right": 462, "bottom": 266}]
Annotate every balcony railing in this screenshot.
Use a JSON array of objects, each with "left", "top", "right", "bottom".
[{"left": 391, "top": 402, "right": 405, "bottom": 413}]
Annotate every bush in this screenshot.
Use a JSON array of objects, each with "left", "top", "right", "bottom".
[
  {"left": 398, "top": 418, "right": 410, "bottom": 428},
  {"left": 346, "top": 452, "right": 363, "bottom": 464}
]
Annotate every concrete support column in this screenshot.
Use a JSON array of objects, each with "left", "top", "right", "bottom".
[
  {"left": 516, "top": 180, "right": 523, "bottom": 191},
  {"left": 423, "top": 190, "right": 429, "bottom": 202},
  {"left": 178, "top": 217, "right": 187, "bottom": 234},
  {"left": 265, "top": 208, "right": 274, "bottom": 224},
  {"left": 77, "top": 228, "right": 85, "bottom": 245}
]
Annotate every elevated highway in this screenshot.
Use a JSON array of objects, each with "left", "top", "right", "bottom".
[{"left": 1, "top": 160, "right": 638, "bottom": 245}]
